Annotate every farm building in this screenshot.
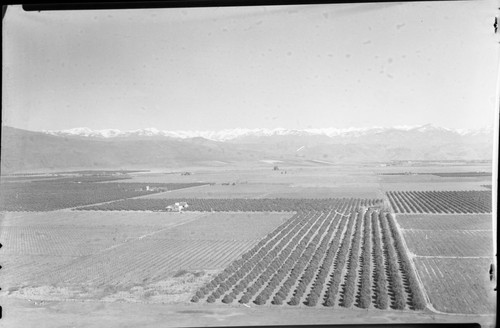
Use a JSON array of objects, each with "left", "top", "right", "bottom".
[
  {"left": 135, "top": 185, "right": 167, "bottom": 192},
  {"left": 166, "top": 202, "right": 189, "bottom": 212}
]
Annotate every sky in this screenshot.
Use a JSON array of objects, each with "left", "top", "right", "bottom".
[{"left": 2, "top": 1, "right": 499, "bottom": 132}]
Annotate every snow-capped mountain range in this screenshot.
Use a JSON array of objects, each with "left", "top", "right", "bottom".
[
  {"left": 43, "top": 124, "right": 493, "bottom": 141},
  {"left": 2, "top": 124, "right": 493, "bottom": 173}
]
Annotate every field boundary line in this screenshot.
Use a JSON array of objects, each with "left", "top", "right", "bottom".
[
  {"left": 131, "top": 184, "right": 211, "bottom": 199},
  {"left": 95, "top": 212, "right": 210, "bottom": 254},
  {"left": 63, "top": 184, "right": 211, "bottom": 210},
  {"left": 402, "top": 229, "right": 492, "bottom": 232},
  {"left": 414, "top": 257, "right": 496, "bottom": 317},
  {"left": 397, "top": 213, "right": 493, "bottom": 216},
  {"left": 392, "top": 213, "right": 436, "bottom": 313},
  {"left": 414, "top": 255, "right": 494, "bottom": 259}
]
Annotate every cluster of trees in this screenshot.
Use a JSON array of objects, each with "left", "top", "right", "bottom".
[
  {"left": 385, "top": 213, "right": 426, "bottom": 310},
  {"left": 287, "top": 211, "right": 342, "bottom": 306},
  {"left": 191, "top": 212, "right": 307, "bottom": 303},
  {"left": 387, "top": 191, "right": 421, "bottom": 214},
  {"left": 379, "top": 213, "right": 406, "bottom": 310},
  {"left": 193, "top": 210, "right": 330, "bottom": 304},
  {"left": 387, "top": 191, "right": 492, "bottom": 214},
  {"left": 387, "top": 191, "right": 451, "bottom": 214},
  {"left": 268, "top": 211, "right": 336, "bottom": 305},
  {"left": 191, "top": 207, "right": 427, "bottom": 312},
  {"left": 252, "top": 212, "right": 328, "bottom": 305},
  {"left": 371, "top": 212, "right": 389, "bottom": 309},
  {"left": 467, "top": 190, "right": 492, "bottom": 211},
  {"left": 1, "top": 180, "right": 205, "bottom": 211},
  {"left": 79, "top": 197, "right": 386, "bottom": 213},
  {"left": 238, "top": 215, "right": 316, "bottom": 304},
  {"left": 185, "top": 198, "right": 381, "bottom": 213},
  {"left": 341, "top": 211, "right": 364, "bottom": 308},
  {"left": 357, "top": 211, "right": 373, "bottom": 308},
  {"left": 304, "top": 215, "right": 349, "bottom": 306},
  {"left": 323, "top": 212, "right": 357, "bottom": 307}
]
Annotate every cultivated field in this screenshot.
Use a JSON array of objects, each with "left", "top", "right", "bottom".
[
  {"left": 396, "top": 213, "right": 495, "bottom": 314},
  {"left": 1, "top": 211, "right": 289, "bottom": 302},
  {"left": 386, "top": 190, "right": 492, "bottom": 214},
  {"left": 378, "top": 171, "right": 492, "bottom": 192},
  {"left": 77, "top": 198, "right": 383, "bottom": 212},
  {"left": 402, "top": 230, "right": 492, "bottom": 257},
  {"left": 396, "top": 214, "right": 493, "bottom": 230},
  {"left": 0, "top": 163, "right": 496, "bottom": 324},
  {"left": 150, "top": 212, "right": 291, "bottom": 241},
  {"left": 0, "top": 179, "right": 206, "bottom": 211},
  {"left": 191, "top": 208, "right": 426, "bottom": 311},
  {"left": 414, "top": 257, "right": 495, "bottom": 314},
  {"left": 142, "top": 183, "right": 382, "bottom": 199}
]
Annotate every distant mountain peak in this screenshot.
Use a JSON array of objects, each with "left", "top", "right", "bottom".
[
  {"left": 41, "top": 124, "right": 493, "bottom": 142},
  {"left": 2, "top": 124, "right": 493, "bottom": 173}
]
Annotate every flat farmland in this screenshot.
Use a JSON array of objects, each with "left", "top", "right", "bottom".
[
  {"left": 142, "top": 183, "right": 293, "bottom": 199},
  {"left": 378, "top": 173, "right": 491, "bottom": 192},
  {"left": 1, "top": 211, "right": 289, "bottom": 302},
  {"left": 402, "top": 230, "right": 493, "bottom": 257},
  {"left": 381, "top": 182, "right": 491, "bottom": 191},
  {"left": 1, "top": 255, "right": 80, "bottom": 286},
  {"left": 150, "top": 212, "right": 291, "bottom": 241},
  {"left": 78, "top": 198, "right": 383, "bottom": 212},
  {"left": 0, "top": 211, "right": 206, "bottom": 286},
  {"left": 0, "top": 225, "right": 159, "bottom": 256},
  {"left": 142, "top": 183, "right": 381, "bottom": 199},
  {"left": 373, "top": 164, "right": 492, "bottom": 174},
  {"left": 191, "top": 209, "right": 428, "bottom": 311},
  {"left": 395, "top": 213, "right": 495, "bottom": 314},
  {"left": 1, "top": 163, "right": 495, "bottom": 322},
  {"left": 39, "top": 238, "right": 258, "bottom": 285},
  {"left": 119, "top": 166, "right": 383, "bottom": 199},
  {"left": 387, "top": 190, "right": 491, "bottom": 214},
  {"left": 125, "top": 166, "right": 381, "bottom": 188},
  {"left": 0, "top": 210, "right": 200, "bottom": 227},
  {"left": 414, "top": 257, "right": 495, "bottom": 314},
  {"left": 260, "top": 184, "right": 381, "bottom": 199},
  {"left": 0, "top": 180, "right": 207, "bottom": 211},
  {"left": 397, "top": 214, "right": 493, "bottom": 231}
]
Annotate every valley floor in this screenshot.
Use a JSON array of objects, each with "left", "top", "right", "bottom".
[
  {"left": 0, "top": 163, "right": 495, "bottom": 327},
  {"left": 0, "top": 296, "right": 496, "bottom": 328}
]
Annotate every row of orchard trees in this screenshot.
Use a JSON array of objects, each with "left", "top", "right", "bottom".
[
  {"left": 191, "top": 205, "right": 427, "bottom": 311},
  {"left": 191, "top": 211, "right": 309, "bottom": 302},
  {"left": 80, "top": 197, "right": 386, "bottom": 212},
  {"left": 181, "top": 198, "right": 384, "bottom": 212},
  {"left": 386, "top": 190, "right": 492, "bottom": 214}
]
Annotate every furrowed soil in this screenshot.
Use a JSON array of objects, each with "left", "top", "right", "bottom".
[
  {"left": 0, "top": 211, "right": 291, "bottom": 304},
  {"left": 395, "top": 213, "right": 495, "bottom": 314}
]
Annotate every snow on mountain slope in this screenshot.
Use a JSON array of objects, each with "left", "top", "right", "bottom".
[
  {"left": 3, "top": 125, "right": 493, "bottom": 173},
  {"left": 43, "top": 124, "right": 493, "bottom": 141}
]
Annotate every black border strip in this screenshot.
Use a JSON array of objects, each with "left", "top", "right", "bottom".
[{"left": 22, "top": 0, "right": 465, "bottom": 11}]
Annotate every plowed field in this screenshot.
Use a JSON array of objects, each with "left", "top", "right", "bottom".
[
  {"left": 414, "top": 257, "right": 495, "bottom": 314},
  {"left": 396, "top": 213, "right": 495, "bottom": 314},
  {"left": 1, "top": 211, "right": 289, "bottom": 300}
]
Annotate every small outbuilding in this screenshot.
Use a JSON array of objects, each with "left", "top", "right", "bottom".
[{"left": 166, "top": 202, "right": 189, "bottom": 212}]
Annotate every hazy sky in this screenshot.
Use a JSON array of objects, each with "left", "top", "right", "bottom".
[{"left": 2, "top": 2, "right": 498, "bottom": 131}]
